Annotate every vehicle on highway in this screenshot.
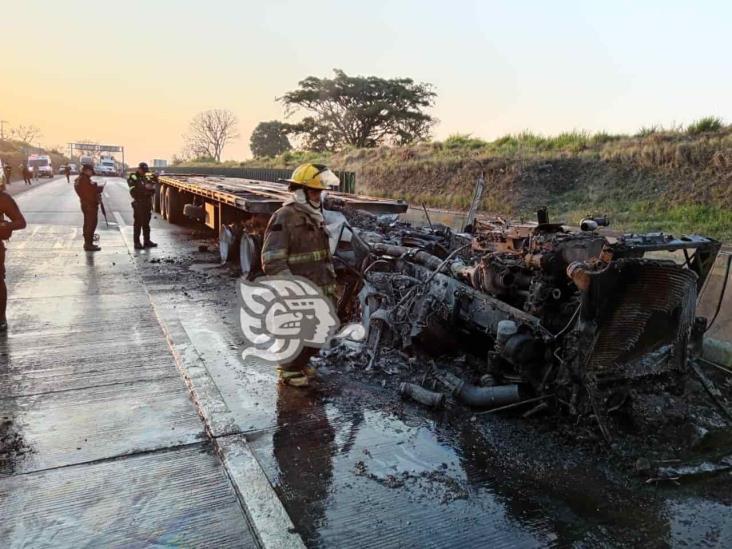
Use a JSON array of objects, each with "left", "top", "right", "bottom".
[
  {"left": 57, "top": 165, "right": 68, "bottom": 174},
  {"left": 67, "top": 163, "right": 78, "bottom": 174},
  {"left": 28, "top": 154, "right": 54, "bottom": 178},
  {"left": 79, "top": 156, "right": 94, "bottom": 170},
  {"left": 97, "top": 156, "right": 117, "bottom": 176}
]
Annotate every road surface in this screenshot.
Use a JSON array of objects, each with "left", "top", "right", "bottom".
[
  {"left": 0, "top": 177, "right": 299, "bottom": 548},
  {"left": 2, "top": 176, "right": 731, "bottom": 547}
]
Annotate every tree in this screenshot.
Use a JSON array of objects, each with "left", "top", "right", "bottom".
[
  {"left": 183, "top": 109, "right": 239, "bottom": 162},
  {"left": 249, "top": 121, "right": 292, "bottom": 157},
  {"left": 11, "top": 124, "right": 42, "bottom": 145},
  {"left": 279, "top": 69, "right": 436, "bottom": 151}
]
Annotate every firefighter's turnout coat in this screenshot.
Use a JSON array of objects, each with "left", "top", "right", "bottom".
[{"left": 261, "top": 193, "right": 336, "bottom": 297}]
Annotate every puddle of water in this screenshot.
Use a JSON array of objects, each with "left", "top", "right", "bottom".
[{"left": 247, "top": 384, "right": 723, "bottom": 548}]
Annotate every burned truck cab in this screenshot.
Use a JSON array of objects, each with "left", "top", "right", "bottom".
[
  {"left": 566, "top": 232, "right": 720, "bottom": 384},
  {"left": 359, "top": 208, "right": 721, "bottom": 425}
]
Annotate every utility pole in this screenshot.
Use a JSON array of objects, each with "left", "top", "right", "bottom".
[{"left": 0, "top": 120, "right": 7, "bottom": 141}]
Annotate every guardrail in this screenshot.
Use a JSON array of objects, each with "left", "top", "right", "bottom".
[{"left": 157, "top": 165, "right": 356, "bottom": 194}]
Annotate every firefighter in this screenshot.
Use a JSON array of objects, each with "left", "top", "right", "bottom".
[
  {"left": 74, "top": 163, "right": 102, "bottom": 252},
  {"left": 0, "top": 171, "right": 27, "bottom": 331},
  {"left": 261, "top": 163, "right": 340, "bottom": 387},
  {"left": 127, "top": 162, "right": 157, "bottom": 249}
]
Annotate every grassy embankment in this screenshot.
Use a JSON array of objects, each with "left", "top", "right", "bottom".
[{"left": 178, "top": 117, "right": 732, "bottom": 240}]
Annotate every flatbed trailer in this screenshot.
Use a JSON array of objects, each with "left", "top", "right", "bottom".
[
  {"left": 155, "top": 174, "right": 407, "bottom": 225},
  {"left": 154, "top": 174, "right": 408, "bottom": 271}
]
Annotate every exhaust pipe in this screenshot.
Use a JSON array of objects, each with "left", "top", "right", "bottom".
[
  {"left": 438, "top": 372, "right": 521, "bottom": 408},
  {"left": 400, "top": 383, "right": 446, "bottom": 408}
]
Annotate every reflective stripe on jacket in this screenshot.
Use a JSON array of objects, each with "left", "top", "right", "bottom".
[
  {"left": 127, "top": 173, "right": 155, "bottom": 201},
  {"left": 261, "top": 202, "right": 336, "bottom": 294}
]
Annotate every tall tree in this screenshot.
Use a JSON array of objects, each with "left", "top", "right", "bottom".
[
  {"left": 184, "top": 109, "right": 239, "bottom": 162},
  {"left": 250, "top": 121, "right": 292, "bottom": 157},
  {"left": 279, "top": 69, "right": 436, "bottom": 151},
  {"left": 11, "top": 124, "right": 42, "bottom": 145}
]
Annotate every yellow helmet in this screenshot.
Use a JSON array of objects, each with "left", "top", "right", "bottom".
[{"left": 281, "top": 163, "right": 340, "bottom": 190}]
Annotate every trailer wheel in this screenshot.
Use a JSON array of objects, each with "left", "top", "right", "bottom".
[
  {"left": 160, "top": 184, "right": 168, "bottom": 219},
  {"left": 165, "top": 187, "right": 185, "bottom": 224},
  {"left": 219, "top": 224, "right": 236, "bottom": 264},
  {"left": 239, "top": 234, "right": 255, "bottom": 278},
  {"left": 154, "top": 183, "right": 162, "bottom": 213}
]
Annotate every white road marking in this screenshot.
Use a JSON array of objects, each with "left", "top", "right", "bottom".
[
  {"left": 13, "top": 225, "right": 42, "bottom": 250},
  {"left": 113, "top": 211, "right": 127, "bottom": 228}
]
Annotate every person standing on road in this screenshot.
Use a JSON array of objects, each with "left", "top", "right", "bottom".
[
  {"left": 64, "top": 164, "right": 71, "bottom": 184},
  {"left": 22, "top": 164, "right": 32, "bottom": 185},
  {"left": 127, "top": 162, "right": 157, "bottom": 250},
  {"left": 0, "top": 176, "right": 27, "bottom": 332},
  {"left": 74, "top": 163, "right": 102, "bottom": 252},
  {"left": 2, "top": 162, "right": 11, "bottom": 186},
  {"left": 260, "top": 163, "right": 339, "bottom": 387}
]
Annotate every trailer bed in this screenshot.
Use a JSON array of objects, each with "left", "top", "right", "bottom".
[{"left": 159, "top": 175, "right": 408, "bottom": 215}]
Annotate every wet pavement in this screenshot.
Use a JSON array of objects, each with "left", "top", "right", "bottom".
[
  {"left": 125, "top": 204, "right": 732, "bottom": 546},
  {"left": 0, "top": 178, "right": 260, "bottom": 547},
  {"left": 3, "top": 176, "right": 732, "bottom": 547}
]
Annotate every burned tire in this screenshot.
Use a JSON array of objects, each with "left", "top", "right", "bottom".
[{"left": 165, "top": 187, "right": 185, "bottom": 224}]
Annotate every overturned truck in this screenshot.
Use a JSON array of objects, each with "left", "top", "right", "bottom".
[{"left": 344, "top": 209, "right": 721, "bottom": 438}]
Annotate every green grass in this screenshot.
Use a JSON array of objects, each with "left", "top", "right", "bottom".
[
  {"left": 635, "top": 125, "right": 660, "bottom": 137},
  {"left": 561, "top": 201, "right": 732, "bottom": 241},
  {"left": 687, "top": 116, "right": 724, "bottom": 135},
  {"left": 443, "top": 133, "right": 488, "bottom": 150}
]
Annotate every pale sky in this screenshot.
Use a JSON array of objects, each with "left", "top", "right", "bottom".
[{"left": 3, "top": 0, "right": 730, "bottom": 164}]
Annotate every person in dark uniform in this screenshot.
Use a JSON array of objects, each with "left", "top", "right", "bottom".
[
  {"left": 64, "top": 164, "right": 71, "bottom": 183},
  {"left": 74, "top": 163, "right": 102, "bottom": 252},
  {"left": 22, "top": 164, "right": 32, "bottom": 185},
  {"left": 127, "top": 162, "right": 157, "bottom": 250},
  {"left": 0, "top": 176, "right": 27, "bottom": 332},
  {"left": 2, "top": 162, "right": 11, "bottom": 186}
]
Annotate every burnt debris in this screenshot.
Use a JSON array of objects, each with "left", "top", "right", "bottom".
[{"left": 328, "top": 206, "right": 725, "bottom": 443}]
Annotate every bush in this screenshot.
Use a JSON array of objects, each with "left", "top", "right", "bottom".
[{"left": 687, "top": 116, "right": 724, "bottom": 135}]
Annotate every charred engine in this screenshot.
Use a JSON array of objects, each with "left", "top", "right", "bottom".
[{"left": 353, "top": 208, "right": 720, "bottom": 424}]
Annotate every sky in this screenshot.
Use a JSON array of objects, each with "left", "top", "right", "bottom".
[{"left": 2, "top": 0, "right": 730, "bottom": 164}]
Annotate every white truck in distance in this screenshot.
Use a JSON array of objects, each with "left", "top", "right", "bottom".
[
  {"left": 28, "top": 154, "right": 54, "bottom": 178},
  {"left": 97, "top": 156, "right": 117, "bottom": 176}
]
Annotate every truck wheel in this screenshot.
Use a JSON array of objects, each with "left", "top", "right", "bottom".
[
  {"left": 154, "top": 183, "right": 162, "bottom": 213},
  {"left": 219, "top": 224, "right": 235, "bottom": 264},
  {"left": 239, "top": 234, "right": 255, "bottom": 278},
  {"left": 165, "top": 187, "right": 184, "bottom": 224}
]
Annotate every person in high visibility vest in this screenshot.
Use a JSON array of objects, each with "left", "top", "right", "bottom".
[
  {"left": 261, "top": 163, "right": 340, "bottom": 387},
  {"left": 127, "top": 162, "right": 157, "bottom": 249}
]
